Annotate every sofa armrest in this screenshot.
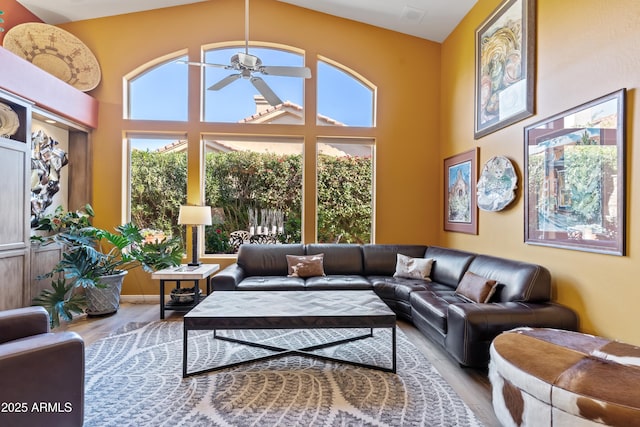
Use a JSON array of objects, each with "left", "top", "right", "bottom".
[
  {"left": 445, "top": 302, "right": 579, "bottom": 367},
  {"left": 0, "top": 306, "right": 50, "bottom": 344},
  {"left": 0, "top": 331, "right": 85, "bottom": 426},
  {"left": 210, "top": 263, "right": 246, "bottom": 291}
]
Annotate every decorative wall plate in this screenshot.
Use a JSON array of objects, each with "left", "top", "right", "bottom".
[
  {"left": 0, "top": 102, "right": 19, "bottom": 137},
  {"left": 3, "top": 22, "right": 101, "bottom": 92},
  {"left": 477, "top": 156, "right": 518, "bottom": 211}
]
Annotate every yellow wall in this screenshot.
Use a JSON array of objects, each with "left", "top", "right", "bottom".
[
  {"left": 60, "top": 0, "right": 640, "bottom": 344},
  {"left": 60, "top": 0, "right": 441, "bottom": 297},
  {"left": 441, "top": 0, "right": 640, "bottom": 344}
]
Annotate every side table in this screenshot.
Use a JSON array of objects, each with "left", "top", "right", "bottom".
[{"left": 151, "top": 264, "right": 220, "bottom": 319}]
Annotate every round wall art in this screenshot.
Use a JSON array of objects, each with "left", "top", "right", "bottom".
[
  {"left": 3, "top": 22, "right": 101, "bottom": 92},
  {"left": 477, "top": 156, "right": 517, "bottom": 212}
]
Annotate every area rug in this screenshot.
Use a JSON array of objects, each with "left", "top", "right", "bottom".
[{"left": 84, "top": 321, "right": 484, "bottom": 426}]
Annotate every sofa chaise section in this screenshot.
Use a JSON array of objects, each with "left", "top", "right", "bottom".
[{"left": 411, "top": 253, "right": 579, "bottom": 368}]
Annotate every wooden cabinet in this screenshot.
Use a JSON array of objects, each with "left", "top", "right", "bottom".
[
  {"left": 0, "top": 91, "right": 32, "bottom": 310},
  {"left": 29, "top": 243, "right": 63, "bottom": 304},
  {"left": 0, "top": 49, "right": 97, "bottom": 310}
]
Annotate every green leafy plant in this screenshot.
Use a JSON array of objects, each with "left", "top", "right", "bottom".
[
  {"left": 34, "top": 206, "right": 183, "bottom": 327},
  {"left": 32, "top": 278, "right": 85, "bottom": 329},
  {"left": 31, "top": 204, "right": 94, "bottom": 242},
  {"left": 205, "top": 227, "right": 231, "bottom": 254}
]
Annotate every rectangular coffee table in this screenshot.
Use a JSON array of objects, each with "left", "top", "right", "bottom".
[{"left": 183, "top": 290, "right": 396, "bottom": 377}]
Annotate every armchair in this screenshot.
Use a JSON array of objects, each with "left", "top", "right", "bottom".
[{"left": 0, "top": 306, "right": 84, "bottom": 427}]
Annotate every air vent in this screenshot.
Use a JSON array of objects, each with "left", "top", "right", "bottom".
[{"left": 401, "top": 6, "right": 425, "bottom": 23}]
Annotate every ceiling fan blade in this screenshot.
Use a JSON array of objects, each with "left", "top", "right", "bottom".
[
  {"left": 260, "top": 65, "right": 312, "bottom": 79},
  {"left": 250, "top": 77, "right": 283, "bottom": 106},
  {"left": 208, "top": 73, "right": 242, "bottom": 91},
  {"left": 176, "top": 60, "right": 229, "bottom": 69}
]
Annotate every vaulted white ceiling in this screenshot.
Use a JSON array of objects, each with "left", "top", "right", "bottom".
[{"left": 16, "top": 0, "right": 477, "bottom": 42}]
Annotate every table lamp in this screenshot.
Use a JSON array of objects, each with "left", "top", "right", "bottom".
[{"left": 178, "top": 205, "right": 212, "bottom": 266}]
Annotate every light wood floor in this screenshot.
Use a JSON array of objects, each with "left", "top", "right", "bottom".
[{"left": 60, "top": 302, "right": 501, "bottom": 427}]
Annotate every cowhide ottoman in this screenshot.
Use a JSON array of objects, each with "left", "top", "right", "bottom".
[{"left": 489, "top": 327, "right": 640, "bottom": 426}]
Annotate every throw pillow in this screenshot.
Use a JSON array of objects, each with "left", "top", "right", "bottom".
[
  {"left": 393, "top": 254, "right": 434, "bottom": 281},
  {"left": 455, "top": 271, "right": 498, "bottom": 303},
  {"left": 287, "top": 254, "right": 325, "bottom": 278}
]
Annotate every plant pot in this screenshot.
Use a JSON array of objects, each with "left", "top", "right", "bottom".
[{"left": 85, "top": 270, "right": 128, "bottom": 316}]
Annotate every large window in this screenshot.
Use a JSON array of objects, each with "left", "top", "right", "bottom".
[
  {"left": 124, "top": 44, "right": 376, "bottom": 255},
  {"left": 202, "top": 136, "right": 303, "bottom": 254},
  {"left": 127, "top": 136, "right": 187, "bottom": 241},
  {"left": 317, "top": 139, "right": 374, "bottom": 243}
]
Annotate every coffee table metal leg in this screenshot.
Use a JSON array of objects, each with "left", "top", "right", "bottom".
[
  {"left": 392, "top": 325, "right": 396, "bottom": 373},
  {"left": 183, "top": 325, "right": 188, "bottom": 378},
  {"left": 184, "top": 327, "right": 397, "bottom": 376}
]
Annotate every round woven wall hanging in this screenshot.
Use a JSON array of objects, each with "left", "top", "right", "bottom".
[{"left": 3, "top": 22, "right": 101, "bottom": 92}]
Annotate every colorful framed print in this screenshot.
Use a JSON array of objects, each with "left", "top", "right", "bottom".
[
  {"left": 524, "top": 89, "right": 626, "bottom": 255},
  {"left": 475, "top": 0, "right": 536, "bottom": 139},
  {"left": 444, "top": 148, "right": 478, "bottom": 234}
]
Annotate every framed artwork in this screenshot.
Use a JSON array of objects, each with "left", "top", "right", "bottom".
[
  {"left": 475, "top": 0, "right": 536, "bottom": 139},
  {"left": 444, "top": 148, "right": 478, "bottom": 234},
  {"left": 524, "top": 89, "right": 626, "bottom": 256}
]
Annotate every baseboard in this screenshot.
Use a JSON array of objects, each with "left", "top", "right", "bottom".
[{"left": 120, "top": 295, "right": 158, "bottom": 304}]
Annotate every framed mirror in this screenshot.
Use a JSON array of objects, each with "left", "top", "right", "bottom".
[{"left": 524, "top": 89, "right": 626, "bottom": 255}]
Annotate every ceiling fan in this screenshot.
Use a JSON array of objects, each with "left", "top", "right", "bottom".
[{"left": 180, "top": 0, "right": 311, "bottom": 106}]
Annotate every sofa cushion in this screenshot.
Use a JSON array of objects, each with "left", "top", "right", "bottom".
[
  {"left": 409, "top": 290, "right": 452, "bottom": 334},
  {"left": 370, "top": 276, "right": 430, "bottom": 301},
  {"left": 393, "top": 254, "right": 434, "bottom": 281},
  {"left": 237, "top": 276, "right": 305, "bottom": 290},
  {"left": 286, "top": 254, "right": 325, "bottom": 278},
  {"left": 362, "top": 245, "right": 428, "bottom": 276},
  {"left": 424, "top": 246, "right": 476, "bottom": 288},
  {"left": 467, "top": 255, "right": 551, "bottom": 302},
  {"left": 455, "top": 271, "right": 498, "bottom": 303},
  {"left": 237, "top": 244, "right": 305, "bottom": 276},
  {"left": 306, "top": 244, "right": 363, "bottom": 275},
  {"left": 304, "top": 275, "right": 371, "bottom": 290}
]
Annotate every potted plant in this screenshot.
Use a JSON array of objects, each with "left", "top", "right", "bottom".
[
  {"left": 31, "top": 204, "right": 94, "bottom": 240},
  {"left": 32, "top": 205, "right": 183, "bottom": 327}
]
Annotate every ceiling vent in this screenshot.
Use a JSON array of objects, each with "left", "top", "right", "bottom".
[{"left": 401, "top": 5, "right": 425, "bottom": 23}]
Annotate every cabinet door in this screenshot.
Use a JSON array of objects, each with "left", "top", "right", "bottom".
[
  {"left": 0, "top": 134, "right": 31, "bottom": 308},
  {"left": 0, "top": 140, "right": 30, "bottom": 251},
  {"left": 0, "top": 250, "right": 27, "bottom": 310},
  {"left": 30, "top": 244, "right": 63, "bottom": 303}
]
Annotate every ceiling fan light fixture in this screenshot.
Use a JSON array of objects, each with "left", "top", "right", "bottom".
[{"left": 237, "top": 52, "right": 261, "bottom": 68}]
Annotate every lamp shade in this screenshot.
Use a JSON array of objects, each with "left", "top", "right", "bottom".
[{"left": 178, "top": 206, "right": 212, "bottom": 226}]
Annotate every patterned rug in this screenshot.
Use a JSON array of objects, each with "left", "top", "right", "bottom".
[{"left": 85, "top": 321, "right": 484, "bottom": 426}]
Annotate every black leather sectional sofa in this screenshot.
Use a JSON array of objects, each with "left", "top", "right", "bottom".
[{"left": 210, "top": 243, "right": 578, "bottom": 368}]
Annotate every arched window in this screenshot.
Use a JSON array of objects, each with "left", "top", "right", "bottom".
[
  {"left": 202, "top": 45, "right": 306, "bottom": 123},
  {"left": 317, "top": 58, "right": 375, "bottom": 127},
  {"left": 126, "top": 54, "right": 188, "bottom": 121},
  {"left": 123, "top": 45, "right": 377, "bottom": 255}
]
